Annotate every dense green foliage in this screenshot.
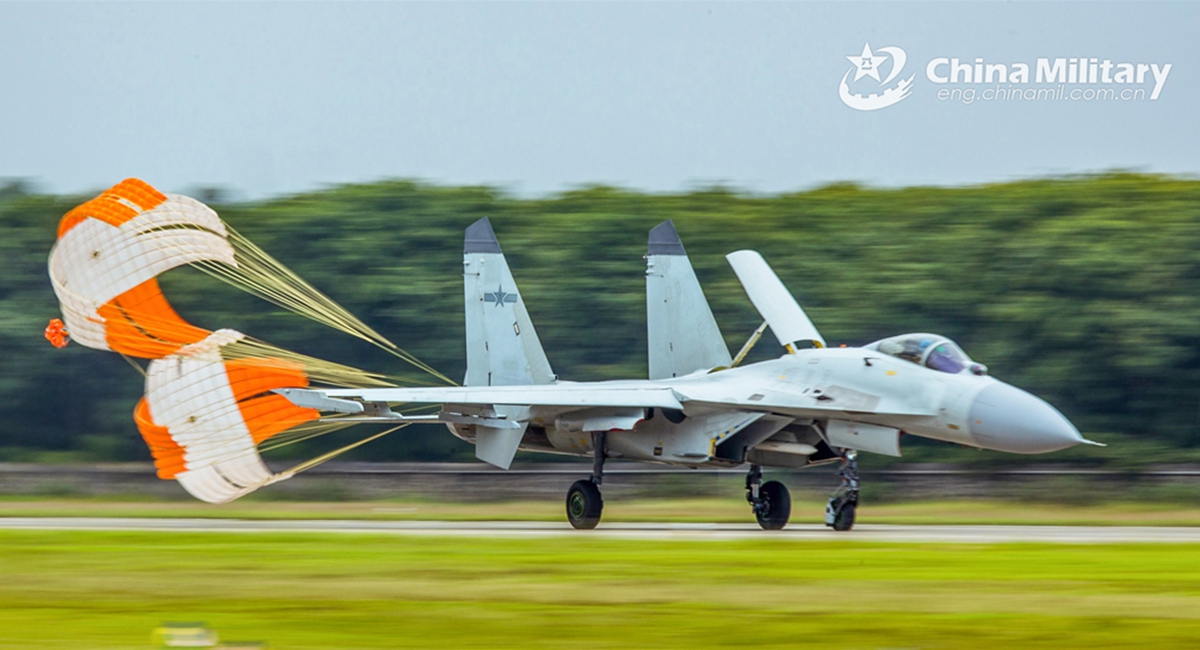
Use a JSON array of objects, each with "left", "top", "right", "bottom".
[
  {"left": 3, "top": 531, "right": 1200, "bottom": 648},
  {"left": 2, "top": 174, "right": 1198, "bottom": 462}
]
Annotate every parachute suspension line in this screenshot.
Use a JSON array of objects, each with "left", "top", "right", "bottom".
[
  {"left": 222, "top": 338, "right": 400, "bottom": 389},
  {"left": 194, "top": 228, "right": 390, "bottom": 344},
  {"left": 255, "top": 419, "right": 361, "bottom": 454},
  {"left": 380, "top": 348, "right": 456, "bottom": 386},
  {"left": 271, "top": 423, "right": 411, "bottom": 482},
  {"left": 120, "top": 354, "right": 147, "bottom": 377},
  {"left": 187, "top": 226, "right": 456, "bottom": 386},
  {"left": 223, "top": 227, "right": 457, "bottom": 385}
]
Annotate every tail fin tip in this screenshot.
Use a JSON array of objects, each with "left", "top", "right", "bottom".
[
  {"left": 464, "top": 217, "right": 502, "bottom": 254},
  {"left": 648, "top": 220, "right": 686, "bottom": 256}
]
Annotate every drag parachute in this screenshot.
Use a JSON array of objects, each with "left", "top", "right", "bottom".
[
  {"left": 47, "top": 179, "right": 439, "bottom": 503},
  {"left": 136, "top": 329, "right": 328, "bottom": 503},
  {"left": 49, "top": 179, "right": 233, "bottom": 357}
]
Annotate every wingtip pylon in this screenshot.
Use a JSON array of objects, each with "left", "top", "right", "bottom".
[
  {"left": 464, "top": 217, "right": 502, "bottom": 255},
  {"left": 647, "top": 220, "right": 686, "bottom": 256}
]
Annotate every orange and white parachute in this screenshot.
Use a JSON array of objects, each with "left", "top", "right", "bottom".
[
  {"left": 48, "top": 179, "right": 441, "bottom": 503},
  {"left": 135, "top": 330, "right": 327, "bottom": 503},
  {"left": 49, "top": 179, "right": 232, "bottom": 357}
]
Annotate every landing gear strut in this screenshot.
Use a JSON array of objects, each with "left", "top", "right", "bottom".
[
  {"left": 825, "top": 449, "right": 859, "bottom": 531},
  {"left": 746, "top": 464, "right": 791, "bottom": 530},
  {"left": 567, "top": 432, "right": 606, "bottom": 529}
]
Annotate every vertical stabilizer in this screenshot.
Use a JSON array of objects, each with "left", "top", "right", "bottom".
[
  {"left": 645, "top": 221, "right": 732, "bottom": 379},
  {"left": 463, "top": 217, "right": 555, "bottom": 388},
  {"left": 463, "top": 217, "right": 552, "bottom": 469}
]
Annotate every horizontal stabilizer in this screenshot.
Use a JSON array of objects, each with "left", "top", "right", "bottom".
[
  {"left": 285, "top": 385, "right": 685, "bottom": 410},
  {"left": 274, "top": 389, "right": 365, "bottom": 414},
  {"left": 726, "top": 250, "right": 825, "bottom": 350}
]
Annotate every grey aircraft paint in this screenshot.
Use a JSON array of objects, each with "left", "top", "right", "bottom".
[
  {"left": 278, "top": 219, "right": 1096, "bottom": 528},
  {"left": 645, "top": 220, "right": 732, "bottom": 380},
  {"left": 461, "top": 217, "right": 554, "bottom": 469}
]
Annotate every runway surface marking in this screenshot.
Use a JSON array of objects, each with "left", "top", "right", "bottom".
[{"left": 2, "top": 518, "right": 1199, "bottom": 543}]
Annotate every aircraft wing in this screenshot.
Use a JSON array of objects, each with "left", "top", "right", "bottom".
[{"left": 277, "top": 385, "right": 684, "bottom": 413}]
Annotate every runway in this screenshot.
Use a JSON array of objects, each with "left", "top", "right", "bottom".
[{"left": 2, "top": 517, "right": 1200, "bottom": 543}]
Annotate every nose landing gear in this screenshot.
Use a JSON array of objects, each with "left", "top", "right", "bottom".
[
  {"left": 825, "top": 450, "right": 859, "bottom": 531},
  {"left": 746, "top": 464, "right": 791, "bottom": 530}
]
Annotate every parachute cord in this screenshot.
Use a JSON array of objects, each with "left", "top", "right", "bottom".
[
  {"left": 220, "top": 227, "right": 457, "bottom": 385},
  {"left": 188, "top": 235, "right": 458, "bottom": 386},
  {"left": 381, "top": 348, "right": 457, "bottom": 386},
  {"left": 256, "top": 420, "right": 361, "bottom": 453},
  {"left": 120, "top": 354, "right": 147, "bottom": 377},
  {"left": 269, "top": 423, "right": 411, "bottom": 483}
]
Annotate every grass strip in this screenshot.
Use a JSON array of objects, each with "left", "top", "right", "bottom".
[{"left": 1, "top": 531, "right": 1199, "bottom": 648}]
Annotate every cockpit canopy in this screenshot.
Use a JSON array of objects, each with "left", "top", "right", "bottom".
[{"left": 865, "top": 333, "right": 986, "bottom": 376}]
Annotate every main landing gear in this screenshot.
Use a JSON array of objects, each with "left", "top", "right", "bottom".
[
  {"left": 567, "top": 432, "right": 606, "bottom": 529},
  {"left": 825, "top": 450, "right": 859, "bottom": 532},
  {"left": 746, "top": 464, "right": 791, "bottom": 530}
]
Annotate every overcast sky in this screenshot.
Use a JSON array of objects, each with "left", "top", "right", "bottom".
[{"left": 1, "top": 1, "right": 1195, "bottom": 199}]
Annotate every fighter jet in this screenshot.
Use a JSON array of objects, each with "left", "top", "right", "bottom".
[{"left": 279, "top": 218, "right": 1098, "bottom": 531}]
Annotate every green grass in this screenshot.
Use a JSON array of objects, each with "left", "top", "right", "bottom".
[
  {"left": 2, "top": 531, "right": 1200, "bottom": 649},
  {"left": 5, "top": 496, "right": 1200, "bottom": 526}
]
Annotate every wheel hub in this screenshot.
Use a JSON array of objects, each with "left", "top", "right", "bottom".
[{"left": 568, "top": 493, "right": 586, "bottom": 519}]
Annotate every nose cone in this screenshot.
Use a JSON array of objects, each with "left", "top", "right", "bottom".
[{"left": 969, "top": 383, "right": 1083, "bottom": 454}]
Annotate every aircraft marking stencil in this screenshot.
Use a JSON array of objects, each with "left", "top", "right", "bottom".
[{"left": 483, "top": 286, "right": 518, "bottom": 307}]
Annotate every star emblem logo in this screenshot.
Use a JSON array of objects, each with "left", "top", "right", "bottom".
[
  {"left": 484, "top": 285, "right": 518, "bottom": 307},
  {"left": 847, "top": 42, "right": 884, "bottom": 82},
  {"left": 838, "top": 42, "right": 914, "bottom": 111}
]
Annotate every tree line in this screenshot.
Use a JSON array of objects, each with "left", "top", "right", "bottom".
[{"left": 2, "top": 174, "right": 1198, "bottom": 464}]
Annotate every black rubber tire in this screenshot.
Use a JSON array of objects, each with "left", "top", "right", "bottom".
[
  {"left": 755, "top": 480, "right": 791, "bottom": 530},
  {"left": 566, "top": 480, "right": 603, "bottom": 530},
  {"left": 832, "top": 502, "right": 856, "bottom": 531}
]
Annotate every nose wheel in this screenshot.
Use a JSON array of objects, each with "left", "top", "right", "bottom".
[
  {"left": 746, "top": 465, "right": 791, "bottom": 530},
  {"left": 825, "top": 450, "right": 859, "bottom": 531},
  {"left": 566, "top": 432, "right": 606, "bottom": 530}
]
